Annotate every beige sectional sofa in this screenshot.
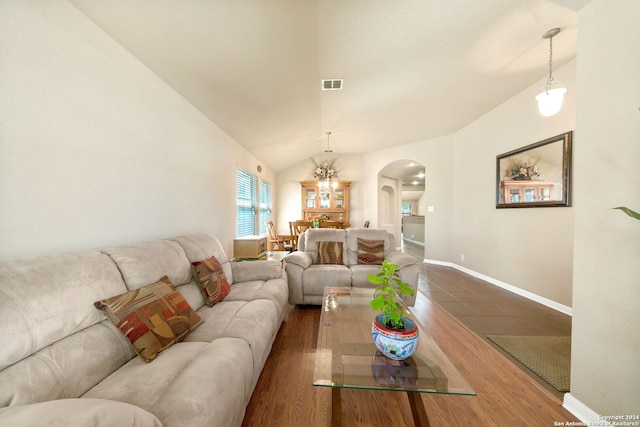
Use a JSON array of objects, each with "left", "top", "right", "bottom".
[
  {"left": 284, "top": 228, "right": 420, "bottom": 306},
  {"left": 0, "top": 233, "right": 290, "bottom": 427}
]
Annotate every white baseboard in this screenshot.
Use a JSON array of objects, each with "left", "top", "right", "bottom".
[
  {"left": 563, "top": 393, "right": 606, "bottom": 425},
  {"left": 423, "top": 259, "right": 572, "bottom": 316}
]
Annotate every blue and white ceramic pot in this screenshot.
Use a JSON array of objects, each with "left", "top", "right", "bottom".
[{"left": 371, "top": 314, "right": 419, "bottom": 361}]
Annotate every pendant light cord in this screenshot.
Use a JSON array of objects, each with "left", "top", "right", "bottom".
[{"left": 546, "top": 35, "right": 555, "bottom": 92}]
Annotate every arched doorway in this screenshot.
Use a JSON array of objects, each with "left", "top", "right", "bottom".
[{"left": 377, "top": 160, "right": 425, "bottom": 251}]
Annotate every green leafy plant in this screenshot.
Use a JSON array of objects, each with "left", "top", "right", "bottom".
[
  {"left": 613, "top": 206, "right": 640, "bottom": 221},
  {"left": 368, "top": 260, "right": 415, "bottom": 330}
]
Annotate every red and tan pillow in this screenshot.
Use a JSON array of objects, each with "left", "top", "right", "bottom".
[
  {"left": 94, "top": 275, "right": 202, "bottom": 363},
  {"left": 357, "top": 238, "right": 385, "bottom": 264},
  {"left": 317, "top": 241, "right": 344, "bottom": 265},
  {"left": 191, "top": 256, "right": 230, "bottom": 306}
]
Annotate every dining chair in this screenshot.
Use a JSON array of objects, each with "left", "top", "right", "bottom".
[
  {"left": 289, "top": 220, "right": 312, "bottom": 251},
  {"left": 319, "top": 220, "right": 342, "bottom": 229},
  {"left": 266, "top": 221, "right": 284, "bottom": 251},
  {"left": 266, "top": 221, "right": 294, "bottom": 252}
]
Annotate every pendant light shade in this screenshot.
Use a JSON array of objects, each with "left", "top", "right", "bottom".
[
  {"left": 536, "top": 28, "right": 566, "bottom": 117},
  {"left": 535, "top": 86, "right": 567, "bottom": 117}
]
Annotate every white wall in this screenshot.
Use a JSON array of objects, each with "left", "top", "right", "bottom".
[
  {"left": 0, "top": 0, "right": 272, "bottom": 260},
  {"left": 378, "top": 176, "right": 401, "bottom": 240},
  {"left": 451, "top": 60, "right": 577, "bottom": 307},
  {"left": 417, "top": 192, "right": 427, "bottom": 216},
  {"left": 570, "top": 0, "right": 640, "bottom": 415}
]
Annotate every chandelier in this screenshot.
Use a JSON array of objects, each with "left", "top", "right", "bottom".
[
  {"left": 535, "top": 28, "right": 567, "bottom": 117},
  {"left": 312, "top": 132, "right": 339, "bottom": 194}
]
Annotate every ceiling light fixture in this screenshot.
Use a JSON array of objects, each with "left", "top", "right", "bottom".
[
  {"left": 535, "top": 28, "right": 567, "bottom": 117},
  {"left": 314, "top": 132, "right": 338, "bottom": 193},
  {"left": 324, "top": 131, "right": 333, "bottom": 153}
]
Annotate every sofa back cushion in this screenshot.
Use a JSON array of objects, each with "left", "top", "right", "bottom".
[
  {"left": 345, "top": 229, "right": 394, "bottom": 265},
  {"left": 0, "top": 251, "right": 136, "bottom": 406},
  {"left": 302, "top": 229, "right": 348, "bottom": 265},
  {"left": 174, "top": 234, "right": 233, "bottom": 284},
  {"left": 103, "top": 240, "right": 192, "bottom": 291}
]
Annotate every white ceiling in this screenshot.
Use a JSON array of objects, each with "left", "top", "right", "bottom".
[{"left": 69, "top": 0, "right": 587, "bottom": 173}]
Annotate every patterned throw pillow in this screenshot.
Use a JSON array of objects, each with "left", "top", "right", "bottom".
[
  {"left": 316, "top": 241, "right": 344, "bottom": 265},
  {"left": 357, "top": 238, "right": 385, "bottom": 264},
  {"left": 94, "top": 275, "right": 202, "bottom": 363},
  {"left": 191, "top": 256, "right": 231, "bottom": 306}
]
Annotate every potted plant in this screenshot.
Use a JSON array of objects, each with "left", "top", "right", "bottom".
[
  {"left": 368, "top": 260, "right": 419, "bottom": 360},
  {"left": 613, "top": 206, "right": 640, "bottom": 221}
]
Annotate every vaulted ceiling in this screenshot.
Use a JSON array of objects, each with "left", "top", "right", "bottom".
[{"left": 70, "top": 0, "right": 588, "bottom": 172}]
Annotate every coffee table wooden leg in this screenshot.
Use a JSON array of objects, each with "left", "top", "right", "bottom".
[
  {"left": 332, "top": 388, "right": 341, "bottom": 427},
  {"left": 407, "top": 392, "right": 430, "bottom": 427}
]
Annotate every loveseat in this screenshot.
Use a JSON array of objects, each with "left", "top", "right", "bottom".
[
  {"left": 0, "top": 233, "right": 290, "bottom": 427},
  {"left": 284, "top": 228, "right": 420, "bottom": 306}
]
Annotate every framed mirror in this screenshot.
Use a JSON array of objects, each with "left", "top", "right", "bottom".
[{"left": 496, "top": 131, "right": 572, "bottom": 208}]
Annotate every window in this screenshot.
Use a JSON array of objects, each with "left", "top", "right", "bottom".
[
  {"left": 236, "top": 167, "right": 272, "bottom": 237},
  {"left": 236, "top": 167, "right": 257, "bottom": 237},
  {"left": 259, "top": 179, "right": 272, "bottom": 236}
]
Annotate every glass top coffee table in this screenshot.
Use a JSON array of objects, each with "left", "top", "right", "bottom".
[{"left": 313, "top": 287, "right": 475, "bottom": 426}]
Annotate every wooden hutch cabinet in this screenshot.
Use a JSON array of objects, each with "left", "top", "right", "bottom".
[
  {"left": 300, "top": 181, "right": 350, "bottom": 226},
  {"left": 501, "top": 180, "right": 556, "bottom": 204}
]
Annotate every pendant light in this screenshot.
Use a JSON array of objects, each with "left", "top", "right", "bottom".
[
  {"left": 314, "top": 132, "right": 339, "bottom": 193},
  {"left": 535, "top": 28, "right": 567, "bottom": 117}
]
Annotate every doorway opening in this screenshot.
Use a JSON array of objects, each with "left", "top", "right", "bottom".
[{"left": 377, "top": 160, "right": 425, "bottom": 254}]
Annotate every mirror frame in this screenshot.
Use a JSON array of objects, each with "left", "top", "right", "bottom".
[{"left": 496, "top": 131, "right": 573, "bottom": 209}]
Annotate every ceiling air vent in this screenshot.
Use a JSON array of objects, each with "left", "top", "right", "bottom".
[{"left": 322, "top": 79, "right": 343, "bottom": 90}]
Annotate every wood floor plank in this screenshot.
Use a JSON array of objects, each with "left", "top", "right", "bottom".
[{"left": 242, "top": 292, "right": 579, "bottom": 426}]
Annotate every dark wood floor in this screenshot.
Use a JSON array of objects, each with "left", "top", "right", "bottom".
[
  {"left": 242, "top": 241, "right": 578, "bottom": 426},
  {"left": 402, "top": 240, "right": 572, "bottom": 399}
]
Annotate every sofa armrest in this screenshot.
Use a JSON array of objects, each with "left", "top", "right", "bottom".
[
  {"left": 0, "top": 398, "right": 162, "bottom": 427},
  {"left": 282, "top": 252, "right": 312, "bottom": 305},
  {"left": 283, "top": 251, "right": 313, "bottom": 269},
  {"left": 230, "top": 260, "right": 284, "bottom": 283},
  {"left": 386, "top": 250, "right": 419, "bottom": 269}
]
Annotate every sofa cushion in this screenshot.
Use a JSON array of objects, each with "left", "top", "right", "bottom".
[
  {"left": 174, "top": 234, "right": 233, "bottom": 284},
  {"left": 103, "top": 240, "right": 192, "bottom": 291},
  {"left": 302, "top": 264, "right": 352, "bottom": 298},
  {"left": 147, "top": 340, "right": 254, "bottom": 427},
  {"left": 184, "top": 299, "right": 280, "bottom": 377},
  {"left": 95, "top": 276, "right": 202, "bottom": 363},
  {"left": 0, "top": 398, "right": 163, "bottom": 427},
  {"left": 350, "top": 264, "right": 385, "bottom": 288},
  {"left": 0, "top": 320, "right": 136, "bottom": 407},
  {"left": 303, "top": 228, "right": 347, "bottom": 264},
  {"left": 316, "top": 241, "right": 344, "bottom": 265},
  {"left": 191, "top": 256, "right": 230, "bottom": 306},
  {"left": 356, "top": 238, "right": 385, "bottom": 264},
  {"left": 0, "top": 251, "right": 127, "bottom": 372},
  {"left": 346, "top": 228, "right": 393, "bottom": 265},
  {"left": 84, "top": 340, "right": 254, "bottom": 427}
]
